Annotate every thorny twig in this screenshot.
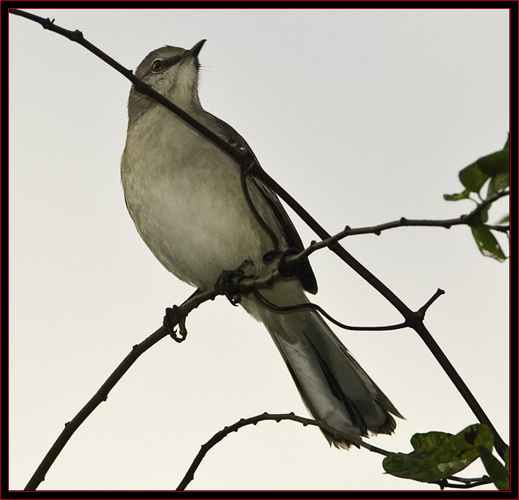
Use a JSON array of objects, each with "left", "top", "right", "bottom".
[
  {"left": 176, "top": 412, "right": 496, "bottom": 491},
  {"left": 293, "top": 189, "right": 509, "bottom": 263},
  {"left": 24, "top": 288, "right": 217, "bottom": 491}
]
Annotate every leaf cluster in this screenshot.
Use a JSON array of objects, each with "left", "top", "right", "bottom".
[
  {"left": 444, "top": 136, "right": 510, "bottom": 261},
  {"left": 383, "top": 424, "right": 510, "bottom": 490}
]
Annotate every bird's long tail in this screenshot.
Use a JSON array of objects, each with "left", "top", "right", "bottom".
[{"left": 241, "top": 280, "right": 402, "bottom": 448}]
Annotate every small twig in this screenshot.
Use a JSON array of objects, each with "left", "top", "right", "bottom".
[
  {"left": 416, "top": 289, "right": 445, "bottom": 319},
  {"left": 484, "top": 224, "right": 510, "bottom": 234},
  {"left": 435, "top": 475, "right": 493, "bottom": 489},
  {"left": 449, "top": 474, "right": 493, "bottom": 484}
]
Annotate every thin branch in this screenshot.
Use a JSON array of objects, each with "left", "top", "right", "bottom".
[
  {"left": 176, "top": 412, "right": 367, "bottom": 490},
  {"left": 435, "top": 476, "right": 493, "bottom": 489},
  {"left": 416, "top": 289, "right": 445, "bottom": 319},
  {"left": 485, "top": 224, "right": 510, "bottom": 234},
  {"left": 253, "top": 288, "right": 409, "bottom": 331},
  {"left": 9, "top": 8, "right": 252, "bottom": 170},
  {"left": 295, "top": 189, "right": 510, "bottom": 262},
  {"left": 24, "top": 288, "right": 217, "bottom": 491},
  {"left": 12, "top": 7, "right": 508, "bottom": 469}
]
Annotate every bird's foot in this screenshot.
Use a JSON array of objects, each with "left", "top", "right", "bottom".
[
  {"left": 215, "top": 259, "right": 254, "bottom": 306},
  {"left": 276, "top": 248, "right": 302, "bottom": 278},
  {"left": 163, "top": 305, "right": 188, "bottom": 343}
]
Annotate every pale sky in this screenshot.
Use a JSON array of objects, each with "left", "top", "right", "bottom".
[{"left": 9, "top": 8, "right": 509, "bottom": 491}]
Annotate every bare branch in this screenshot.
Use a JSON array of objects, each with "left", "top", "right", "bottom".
[
  {"left": 24, "top": 288, "right": 217, "bottom": 491},
  {"left": 416, "top": 289, "right": 446, "bottom": 319},
  {"left": 9, "top": 8, "right": 253, "bottom": 174},
  {"left": 176, "top": 412, "right": 367, "bottom": 490},
  {"left": 294, "top": 189, "right": 510, "bottom": 263},
  {"left": 252, "top": 289, "right": 408, "bottom": 331},
  {"left": 435, "top": 475, "right": 493, "bottom": 489}
]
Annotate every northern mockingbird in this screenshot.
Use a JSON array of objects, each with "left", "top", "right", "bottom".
[{"left": 121, "top": 40, "right": 401, "bottom": 447}]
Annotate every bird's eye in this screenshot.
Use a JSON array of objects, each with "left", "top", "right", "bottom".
[{"left": 151, "top": 60, "right": 164, "bottom": 73}]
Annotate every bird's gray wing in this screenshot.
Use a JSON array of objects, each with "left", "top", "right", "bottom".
[{"left": 209, "top": 114, "right": 318, "bottom": 294}]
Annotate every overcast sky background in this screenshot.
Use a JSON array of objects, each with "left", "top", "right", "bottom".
[{"left": 9, "top": 8, "right": 509, "bottom": 492}]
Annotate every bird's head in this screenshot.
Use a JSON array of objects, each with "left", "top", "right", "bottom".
[{"left": 128, "top": 40, "right": 206, "bottom": 124}]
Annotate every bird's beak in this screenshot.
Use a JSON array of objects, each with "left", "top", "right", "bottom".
[{"left": 184, "top": 39, "right": 206, "bottom": 59}]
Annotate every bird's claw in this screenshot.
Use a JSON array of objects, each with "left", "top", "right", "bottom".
[
  {"left": 215, "top": 259, "right": 254, "bottom": 305},
  {"left": 163, "top": 305, "right": 188, "bottom": 342}
]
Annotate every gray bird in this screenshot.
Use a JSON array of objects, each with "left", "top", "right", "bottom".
[{"left": 121, "top": 40, "right": 402, "bottom": 447}]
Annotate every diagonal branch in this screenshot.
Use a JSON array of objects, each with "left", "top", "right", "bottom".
[{"left": 24, "top": 288, "right": 217, "bottom": 491}]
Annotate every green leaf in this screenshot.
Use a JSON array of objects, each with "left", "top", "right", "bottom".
[
  {"left": 479, "top": 205, "right": 489, "bottom": 224},
  {"left": 487, "top": 171, "right": 510, "bottom": 198},
  {"left": 477, "top": 446, "right": 510, "bottom": 491},
  {"left": 503, "top": 133, "right": 510, "bottom": 150},
  {"left": 411, "top": 431, "right": 451, "bottom": 452},
  {"left": 478, "top": 149, "right": 509, "bottom": 176},
  {"left": 383, "top": 424, "right": 494, "bottom": 483},
  {"left": 497, "top": 214, "right": 510, "bottom": 224},
  {"left": 471, "top": 224, "right": 507, "bottom": 261},
  {"left": 454, "top": 136, "right": 509, "bottom": 196},
  {"left": 444, "top": 189, "right": 471, "bottom": 201},
  {"left": 459, "top": 162, "right": 489, "bottom": 193}
]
